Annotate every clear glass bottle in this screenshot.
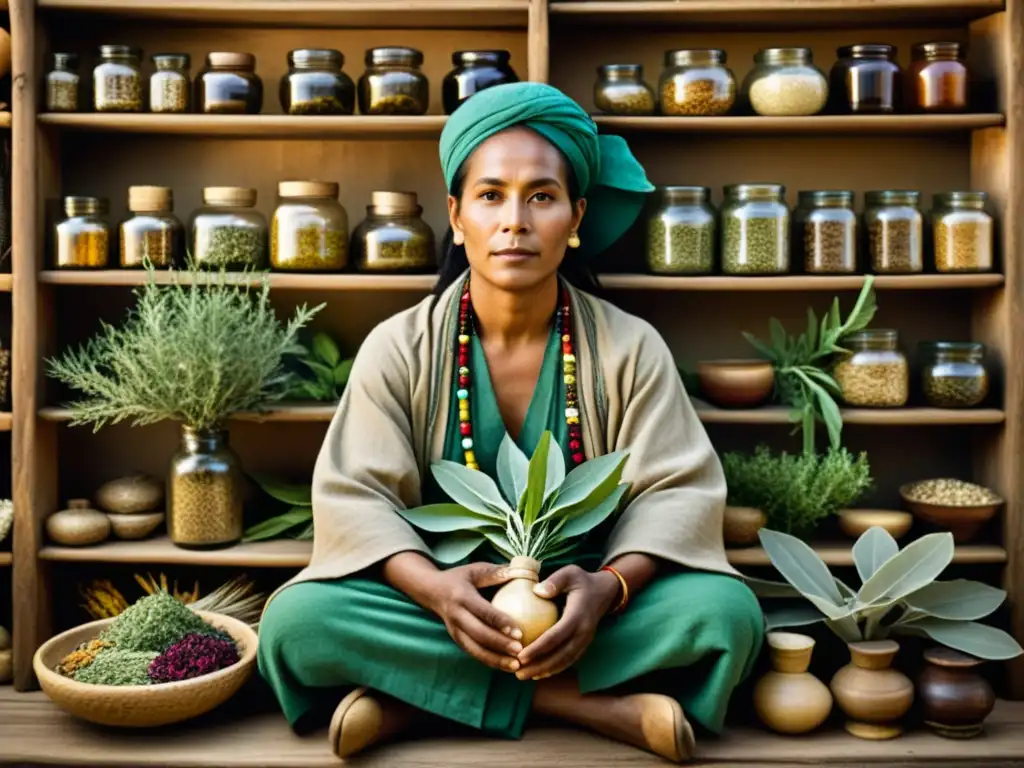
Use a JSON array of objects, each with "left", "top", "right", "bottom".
[
  {"left": 659, "top": 49, "right": 735, "bottom": 117},
  {"left": 93, "top": 45, "right": 143, "bottom": 112},
  {"left": 45, "top": 52, "right": 80, "bottom": 112},
  {"left": 721, "top": 183, "right": 790, "bottom": 275},
  {"left": 930, "top": 191, "right": 993, "bottom": 273},
  {"left": 55, "top": 196, "right": 110, "bottom": 269},
  {"left": 443, "top": 50, "right": 519, "bottom": 115},
  {"left": 358, "top": 47, "right": 429, "bottom": 115},
  {"left": 190, "top": 187, "right": 267, "bottom": 269},
  {"left": 271, "top": 181, "right": 349, "bottom": 271},
  {"left": 742, "top": 47, "right": 828, "bottom": 117},
  {"left": 864, "top": 190, "right": 923, "bottom": 274},
  {"left": 149, "top": 53, "right": 191, "bottom": 113},
  {"left": 168, "top": 426, "right": 244, "bottom": 549},
  {"left": 829, "top": 44, "right": 902, "bottom": 114},
  {"left": 280, "top": 48, "right": 355, "bottom": 116},
  {"left": 910, "top": 42, "right": 968, "bottom": 113},
  {"left": 646, "top": 186, "right": 716, "bottom": 275},
  {"left": 919, "top": 341, "right": 989, "bottom": 408},
  {"left": 196, "top": 52, "right": 263, "bottom": 114},
  {"left": 833, "top": 329, "right": 909, "bottom": 407},
  {"left": 352, "top": 191, "right": 436, "bottom": 273},
  {"left": 795, "top": 190, "right": 857, "bottom": 274},
  {"left": 120, "top": 185, "right": 184, "bottom": 268},
  {"left": 593, "top": 64, "right": 655, "bottom": 116}
]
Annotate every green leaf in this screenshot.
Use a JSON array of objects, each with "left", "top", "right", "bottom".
[
  {"left": 805, "top": 308, "right": 818, "bottom": 351},
  {"left": 312, "top": 333, "right": 341, "bottom": 367},
  {"left": 242, "top": 507, "right": 311, "bottom": 541},
  {"left": 758, "top": 529, "right": 846, "bottom": 610},
  {"left": 898, "top": 618, "right": 1023, "bottom": 660},
  {"left": 295, "top": 522, "right": 315, "bottom": 540},
  {"left": 524, "top": 432, "right": 553, "bottom": 527},
  {"left": 852, "top": 527, "right": 899, "bottom": 583},
  {"left": 482, "top": 529, "right": 516, "bottom": 560},
  {"left": 901, "top": 579, "right": 1007, "bottom": 621},
  {"left": 249, "top": 473, "right": 312, "bottom": 507},
  {"left": 497, "top": 434, "right": 530, "bottom": 509},
  {"left": 558, "top": 484, "right": 627, "bottom": 539},
  {"left": 542, "top": 449, "right": 628, "bottom": 520},
  {"left": 826, "top": 616, "right": 865, "bottom": 644},
  {"left": 333, "top": 358, "right": 354, "bottom": 387},
  {"left": 430, "top": 460, "right": 511, "bottom": 519},
  {"left": 299, "top": 357, "right": 337, "bottom": 384},
  {"left": 742, "top": 331, "right": 776, "bottom": 362},
  {"left": 856, "top": 532, "right": 954, "bottom": 607},
  {"left": 396, "top": 503, "right": 503, "bottom": 533},
  {"left": 432, "top": 531, "right": 486, "bottom": 564},
  {"left": 765, "top": 605, "right": 826, "bottom": 631},
  {"left": 769, "top": 318, "right": 787, "bottom": 353},
  {"left": 544, "top": 435, "right": 566, "bottom": 506}
]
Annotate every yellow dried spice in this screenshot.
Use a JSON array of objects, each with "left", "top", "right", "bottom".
[{"left": 56, "top": 639, "right": 111, "bottom": 676}]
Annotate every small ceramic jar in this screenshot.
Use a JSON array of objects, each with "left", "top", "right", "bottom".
[
  {"left": 830, "top": 640, "right": 914, "bottom": 740},
  {"left": 918, "top": 647, "right": 996, "bottom": 739},
  {"left": 754, "top": 632, "right": 833, "bottom": 734}
]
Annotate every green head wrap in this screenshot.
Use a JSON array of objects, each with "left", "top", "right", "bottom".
[{"left": 439, "top": 82, "right": 654, "bottom": 259}]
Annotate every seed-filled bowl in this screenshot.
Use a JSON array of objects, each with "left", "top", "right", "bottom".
[
  {"left": 900, "top": 478, "right": 1003, "bottom": 543},
  {"left": 697, "top": 359, "right": 775, "bottom": 408}
]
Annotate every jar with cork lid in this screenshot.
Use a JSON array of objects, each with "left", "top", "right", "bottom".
[
  {"left": 351, "top": 191, "right": 436, "bottom": 273},
  {"left": 55, "top": 196, "right": 110, "bottom": 269},
  {"left": 659, "top": 49, "right": 736, "bottom": 116},
  {"left": 930, "top": 191, "right": 993, "bottom": 273},
  {"left": 280, "top": 48, "right": 355, "bottom": 115},
  {"left": 795, "top": 190, "right": 858, "bottom": 274},
  {"left": 594, "top": 64, "right": 656, "bottom": 116},
  {"left": 190, "top": 187, "right": 267, "bottom": 269},
  {"left": 864, "top": 190, "right": 923, "bottom": 274},
  {"left": 271, "top": 181, "right": 349, "bottom": 272},
  {"left": 910, "top": 42, "right": 968, "bottom": 113},
  {"left": 93, "top": 45, "right": 143, "bottom": 112},
  {"left": 833, "top": 329, "right": 909, "bottom": 408},
  {"left": 149, "top": 53, "right": 191, "bottom": 113},
  {"left": 196, "top": 52, "right": 263, "bottom": 114},
  {"left": 120, "top": 186, "right": 184, "bottom": 269},
  {"left": 45, "top": 52, "right": 80, "bottom": 112},
  {"left": 358, "top": 47, "right": 429, "bottom": 115}
]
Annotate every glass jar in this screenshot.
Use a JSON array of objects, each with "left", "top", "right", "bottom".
[
  {"left": 919, "top": 341, "right": 989, "bottom": 408},
  {"left": 168, "top": 426, "right": 244, "bottom": 549},
  {"left": 910, "top": 42, "right": 968, "bottom": 113},
  {"left": 352, "top": 191, "right": 436, "bottom": 273},
  {"left": 646, "top": 186, "right": 716, "bottom": 275},
  {"left": 93, "top": 45, "right": 143, "bottom": 112},
  {"left": 795, "top": 190, "right": 857, "bottom": 274},
  {"left": 721, "top": 183, "right": 790, "bottom": 275},
  {"left": 659, "top": 49, "right": 735, "bottom": 117},
  {"left": 280, "top": 48, "right": 355, "bottom": 116},
  {"left": 149, "top": 53, "right": 191, "bottom": 113},
  {"left": 833, "top": 329, "right": 909, "bottom": 407},
  {"left": 45, "top": 52, "right": 80, "bottom": 112},
  {"left": 864, "top": 190, "right": 923, "bottom": 274},
  {"left": 742, "top": 47, "right": 828, "bottom": 117},
  {"left": 56, "top": 196, "right": 110, "bottom": 269},
  {"left": 190, "top": 187, "right": 267, "bottom": 269},
  {"left": 443, "top": 50, "right": 519, "bottom": 115},
  {"left": 271, "top": 181, "right": 348, "bottom": 272},
  {"left": 120, "top": 185, "right": 184, "bottom": 268},
  {"left": 358, "top": 47, "right": 429, "bottom": 115},
  {"left": 196, "top": 52, "right": 263, "bottom": 114},
  {"left": 930, "top": 191, "right": 993, "bottom": 273},
  {"left": 829, "top": 44, "right": 902, "bottom": 114},
  {"left": 593, "top": 64, "right": 655, "bottom": 116}
]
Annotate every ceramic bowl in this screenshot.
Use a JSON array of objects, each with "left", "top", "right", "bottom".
[
  {"left": 723, "top": 506, "right": 767, "bottom": 547},
  {"left": 106, "top": 511, "right": 165, "bottom": 540},
  {"left": 899, "top": 481, "right": 1003, "bottom": 543},
  {"left": 697, "top": 360, "right": 774, "bottom": 408},
  {"left": 33, "top": 611, "right": 257, "bottom": 727},
  {"left": 838, "top": 509, "right": 913, "bottom": 540},
  {"left": 96, "top": 474, "right": 165, "bottom": 515}
]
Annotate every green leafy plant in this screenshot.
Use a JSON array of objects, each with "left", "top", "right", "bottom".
[
  {"left": 283, "top": 331, "right": 355, "bottom": 402},
  {"left": 759, "top": 526, "right": 1023, "bottom": 660},
  {"left": 242, "top": 475, "right": 313, "bottom": 542}
]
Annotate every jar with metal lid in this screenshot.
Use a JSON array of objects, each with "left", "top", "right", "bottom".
[
  {"left": 93, "top": 45, "right": 142, "bottom": 112},
  {"left": 196, "top": 52, "right": 263, "bottom": 114},
  {"left": 120, "top": 186, "right": 184, "bottom": 268},
  {"left": 930, "top": 191, "right": 993, "bottom": 273},
  {"left": 443, "top": 50, "right": 519, "bottom": 115},
  {"left": 721, "top": 183, "right": 790, "bottom": 275},
  {"left": 829, "top": 44, "right": 902, "bottom": 114},
  {"left": 646, "top": 186, "right": 716, "bottom": 275},
  {"left": 659, "top": 49, "right": 736, "bottom": 116},
  {"left": 358, "top": 47, "right": 429, "bottom": 115},
  {"left": 833, "top": 329, "right": 909, "bottom": 407},
  {"left": 55, "top": 196, "right": 110, "bottom": 269},
  {"left": 149, "top": 53, "right": 191, "bottom": 113},
  {"left": 271, "top": 181, "right": 348, "bottom": 272},
  {"left": 742, "top": 48, "right": 828, "bottom": 117},
  {"left": 910, "top": 42, "right": 968, "bottom": 113},
  {"left": 864, "top": 190, "right": 923, "bottom": 274},
  {"left": 593, "top": 64, "right": 655, "bottom": 116},
  {"left": 352, "top": 191, "right": 436, "bottom": 273},
  {"left": 795, "top": 190, "right": 857, "bottom": 274},
  {"left": 190, "top": 187, "right": 267, "bottom": 269},
  {"left": 919, "top": 341, "right": 989, "bottom": 408},
  {"left": 280, "top": 48, "right": 355, "bottom": 116},
  {"left": 45, "top": 52, "right": 80, "bottom": 112}
]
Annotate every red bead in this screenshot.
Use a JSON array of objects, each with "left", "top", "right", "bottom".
[
  {"left": 562, "top": 344, "right": 572, "bottom": 355},
  {"left": 569, "top": 439, "right": 581, "bottom": 451},
  {"left": 572, "top": 452, "right": 584, "bottom": 464},
  {"left": 458, "top": 353, "right": 468, "bottom": 366},
  {"left": 460, "top": 422, "right": 472, "bottom": 436},
  {"left": 458, "top": 375, "right": 470, "bottom": 387},
  {"left": 569, "top": 428, "right": 582, "bottom": 439}
]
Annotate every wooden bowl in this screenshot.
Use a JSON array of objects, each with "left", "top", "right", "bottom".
[
  {"left": 33, "top": 611, "right": 257, "bottom": 727},
  {"left": 838, "top": 509, "right": 913, "bottom": 540},
  {"left": 723, "top": 506, "right": 767, "bottom": 546},
  {"left": 697, "top": 360, "right": 775, "bottom": 408},
  {"left": 899, "top": 482, "right": 1003, "bottom": 543},
  {"left": 107, "top": 511, "right": 165, "bottom": 540}
]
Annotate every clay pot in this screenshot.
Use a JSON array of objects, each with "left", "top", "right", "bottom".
[
  {"left": 723, "top": 506, "right": 767, "bottom": 546},
  {"left": 899, "top": 482, "right": 1002, "bottom": 543},
  {"left": 918, "top": 647, "right": 995, "bottom": 739},
  {"left": 697, "top": 359, "right": 774, "bottom": 408},
  {"left": 46, "top": 500, "right": 111, "bottom": 546},
  {"left": 95, "top": 474, "right": 165, "bottom": 515},
  {"left": 753, "top": 632, "right": 833, "bottom": 734},
  {"left": 830, "top": 640, "right": 914, "bottom": 739},
  {"left": 106, "top": 511, "right": 165, "bottom": 540},
  {"left": 838, "top": 509, "right": 913, "bottom": 540}
]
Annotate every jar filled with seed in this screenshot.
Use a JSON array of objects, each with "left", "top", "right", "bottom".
[
  {"left": 443, "top": 51, "right": 519, "bottom": 115},
  {"left": 190, "top": 187, "right": 267, "bottom": 268},
  {"left": 358, "top": 47, "right": 429, "bottom": 115},
  {"left": 833, "top": 329, "right": 909, "bottom": 407},
  {"left": 594, "top": 64, "right": 656, "bottom": 116},
  {"left": 120, "top": 185, "right": 184, "bottom": 268},
  {"left": 352, "top": 191, "right": 436, "bottom": 273},
  {"left": 45, "top": 52, "right": 80, "bottom": 112},
  {"left": 646, "top": 186, "right": 716, "bottom": 275},
  {"left": 196, "top": 52, "right": 263, "bottom": 114},
  {"left": 149, "top": 53, "right": 191, "bottom": 113},
  {"left": 910, "top": 42, "right": 968, "bottom": 113},
  {"left": 93, "top": 45, "right": 143, "bottom": 112},
  {"left": 795, "top": 190, "right": 857, "bottom": 274},
  {"left": 828, "top": 44, "right": 902, "bottom": 114},
  {"left": 742, "top": 48, "right": 828, "bottom": 117},
  {"left": 930, "top": 191, "right": 993, "bottom": 273},
  {"left": 659, "top": 50, "right": 735, "bottom": 117},
  {"left": 55, "top": 196, "right": 110, "bottom": 269},
  {"left": 863, "top": 190, "right": 923, "bottom": 274},
  {"left": 272, "top": 181, "right": 348, "bottom": 271},
  {"left": 919, "top": 341, "right": 989, "bottom": 408},
  {"left": 280, "top": 48, "right": 355, "bottom": 116},
  {"left": 721, "top": 183, "right": 790, "bottom": 275}
]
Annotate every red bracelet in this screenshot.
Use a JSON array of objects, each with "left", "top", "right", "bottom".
[{"left": 600, "top": 565, "right": 629, "bottom": 614}]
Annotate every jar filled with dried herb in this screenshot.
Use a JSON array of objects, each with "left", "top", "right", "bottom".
[
  {"left": 280, "top": 48, "right": 355, "bottom": 116},
  {"left": 721, "top": 183, "right": 790, "bottom": 275},
  {"left": 864, "top": 190, "right": 923, "bottom": 274},
  {"left": 272, "top": 181, "right": 349, "bottom": 271},
  {"left": 659, "top": 49, "right": 736, "bottom": 117},
  {"left": 56, "top": 196, "right": 110, "bottom": 269},
  {"left": 742, "top": 48, "right": 828, "bottom": 117},
  {"left": 919, "top": 341, "right": 989, "bottom": 408},
  {"left": 149, "top": 53, "right": 191, "bottom": 113},
  {"left": 196, "top": 52, "right": 263, "bottom": 114},
  {"left": 120, "top": 186, "right": 184, "bottom": 268},
  {"left": 190, "top": 187, "right": 268, "bottom": 269},
  {"left": 352, "top": 191, "right": 436, "bottom": 273},
  {"left": 646, "top": 186, "right": 716, "bottom": 275},
  {"left": 828, "top": 44, "right": 902, "bottom": 114},
  {"left": 594, "top": 64, "right": 656, "bottom": 116},
  {"left": 358, "top": 47, "right": 429, "bottom": 115},
  {"left": 93, "top": 45, "right": 143, "bottom": 112},
  {"left": 45, "top": 52, "right": 80, "bottom": 112},
  {"left": 833, "top": 329, "right": 909, "bottom": 407},
  {"left": 795, "top": 190, "right": 857, "bottom": 274},
  {"left": 443, "top": 51, "right": 519, "bottom": 115},
  {"left": 930, "top": 191, "right": 993, "bottom": 273},
  {"left": 168, "top": 426, "right": 244, "bottom": 549},
  {"left": 910, "top": 42, "right": 968, "bottom": 113}
]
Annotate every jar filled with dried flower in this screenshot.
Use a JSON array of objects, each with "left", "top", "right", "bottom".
[{"left": 56, "top": 196, "right": 110, "bottom": 269}]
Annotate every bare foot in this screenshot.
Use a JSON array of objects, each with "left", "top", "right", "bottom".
[{"left": 328, "top": 687, "right": 417, "bottom": 760}]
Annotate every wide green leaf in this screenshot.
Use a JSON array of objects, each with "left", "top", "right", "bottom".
[
  {"left": 497, "top": 434, "right": 530, "bottom": 509},
  {"left": 242, "top": 506, "right": 311, "bottom": 541},
  {"left": 852, "top": 527, "right": 899, "bottom": 583},
  {"left": 765, "top": 604, "right": 826, "bottom": 631},
  {"left": 432, "top": 531, "right": 486, "bottom": 564},
  {"left": 333, "top": 358, "right": 354, "bottom": 387},
  {"left": 523, "top": 432, "right": 552, "bottom": 526},
  {"left": 741, "top": 331, "right": 776, "bottom": 363},
  {"left": 295, "top": 522, "right": 314, "bottom": 540},
  {"left": 744, "top": 576, "right": 801, "bottom": 599},
  {"left": 542, "top": 450, "right": 628, "bottom": 520},
  {"left": 827, "top": 616, "right": 865, "bottom": 643},
  {"left": 758, "top": 529, "right": 846, "bottom": 607},
  {"left": 898, "top": 618, "right": 1023, "bottom": 660},
  {"left": 856, "top": 532, "right": 954, "bottom": 607},
  {"left": 250, "top": 474, "right": 312, "bottom": 507},
  {"left": 300, "top": 357, "right": 337, "bottom": 385},
  {"left": 431, "top": 460, "right": 511, "bottom": 518},
  {"left": 396, "top": 503, "right": 502, "bottom": 533},
  {"left": 559, "top": 484, "right": 628, "bottom": 539},
  {"left": 312, "top": 332, "right": 341, "bottom": 367},
  {"left": 902, "top": 579, "right": 1007, "bottom": 621},
  {"left": 482, "top": 529, "right": 516, "bottom": 560},
  {"left": 544, "top": 436, "right": 566, "bottom": 506}
]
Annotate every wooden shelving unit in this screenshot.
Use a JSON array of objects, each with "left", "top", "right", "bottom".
[{"left": 0, "top": 553, "right": 11, "bottom": 568}]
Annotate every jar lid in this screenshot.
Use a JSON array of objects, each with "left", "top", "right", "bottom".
[
  {"left": 370, "top": 190, "right": 420, "bottom": 214},
  {"left": 661, "top": 186, "right": 710, "bottom": 203},
  {"left": 837, "top": 44, "right": 896, "bottom": 59},
  {"left": 64, "top": 196, "right": 108, "bottom": 216},
  {"left": 664, "top": 49, "right": 726, "bottom": 67},
  {"left": 98, "top": 45, "right": 142, "bottom": 60},
  {"left": 598, "top": 63, "right": 643, "bottom": 78},
  {"left": 279, "top": 180, "right": 339, "bottom": 199},
  {"left": 846, "top": 328, "right": 899, "bottom": 344},
  {"left": 798, "top": 190, "right": 855, "bottom": 207},
  {"left": 366, "top": 47, "right": 424, "bottom": 67},
  {"left": 913, "top": 41, "right": 964, "bottom": 59},
  {"left": 53, "top": 52, "right": 79, "bottom": 68},
  {"left": 933, "top": 190, "right": 987, "bottom": 208},
  {"left": 202, "top": 186, "right": 257, "bottom": 207},
  {"left": 724, "top": 183, "right": 785, "bottom": 200},
  {"left": 920, "top": 340, "right": 985, "bottom": 355},
  {"left": 754, "top": 47, "right": 813, "bottom": 65},
  {"left": 206, "top": 52, "right": 257, "bottom": 70},
  {"left": 288, "top": 48, "right": 344, "bottom": 69},
  {"left": 128, "top": 185, "right": 173, "bottom": 212},
  {"left": 153, "top": 53, "right": 191, "bottom": 69},
  {"left": 453, "top": 50, "right": 511, "bottom": 65},
  {"left": 865, "top": 190, "right": 921, "bottom": 206}
]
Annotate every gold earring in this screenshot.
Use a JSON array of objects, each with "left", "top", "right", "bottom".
[
  {"left": 568, "top": 233, "right": 581, "bottom": 249},
  {"left": 453, "top": 231, "right": 464, "bottom": 246}
]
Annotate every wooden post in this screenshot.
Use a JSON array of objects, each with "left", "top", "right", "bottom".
[{"left": 528, "top": 0, "right": 549, "bottom": 84}]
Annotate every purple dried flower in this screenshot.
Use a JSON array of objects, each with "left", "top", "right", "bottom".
[{"left": 147, "top": 632, "right": 239, "bottom": 684}]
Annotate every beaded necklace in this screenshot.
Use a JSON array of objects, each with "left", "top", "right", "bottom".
[{"left": 456, "top": 278, "right": 584, "bottom": 472}]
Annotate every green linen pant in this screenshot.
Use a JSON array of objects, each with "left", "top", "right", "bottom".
[{"left": 257, "top": 570, "right": 764, "bottom": 738}]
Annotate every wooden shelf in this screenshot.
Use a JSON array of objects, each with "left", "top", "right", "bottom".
[
  {"left": 38, "top": 270, "right": 440, "bottom": 291},
  {"left": 0, "top": 275, "right": 12, "bottom": 292},
  {"left": 594, "top": 114, "right": 1006, "bottom": 135},
  {"left": 728, "top": 543, "right": 1008, "bottom": 566},
  {"left": 0, "top": 113, "right": 10, "bottom": 130},
  {"left": 0, "top": 552, "right": 11, "bottom": 567},
  {"left": 0, "top": 413, "right": 12, "bottom": 432}
]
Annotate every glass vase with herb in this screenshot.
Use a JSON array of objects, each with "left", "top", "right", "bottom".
[{"left": 190, "top": 187, "right": 268, "bottom": 269}]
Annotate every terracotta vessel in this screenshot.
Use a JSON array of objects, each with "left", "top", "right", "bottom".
[
  {"left": 753, "top": 632, "right": 833, "bottom": 734},
  {"left": 723, "top": 506, "right": 767, "bottom": 546},
  {"left": 697, "top": 359, "right": 775, "bottom": 408},
  {"left": 899, "top": 482, "right": 1002, "bottom": 543},
  {"left": 838, "top": 509, "right": 913, "bottom": 540},
  {"left": 918, "top": 647, "right": 995, "bottom": 739},
  {"left": 830, "top": 640, "right": 914, "bottom": 739}
]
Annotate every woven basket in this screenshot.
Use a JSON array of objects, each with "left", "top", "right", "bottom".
[{"left": 33, "top": 610, "right": 258, "bottom": 727}]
